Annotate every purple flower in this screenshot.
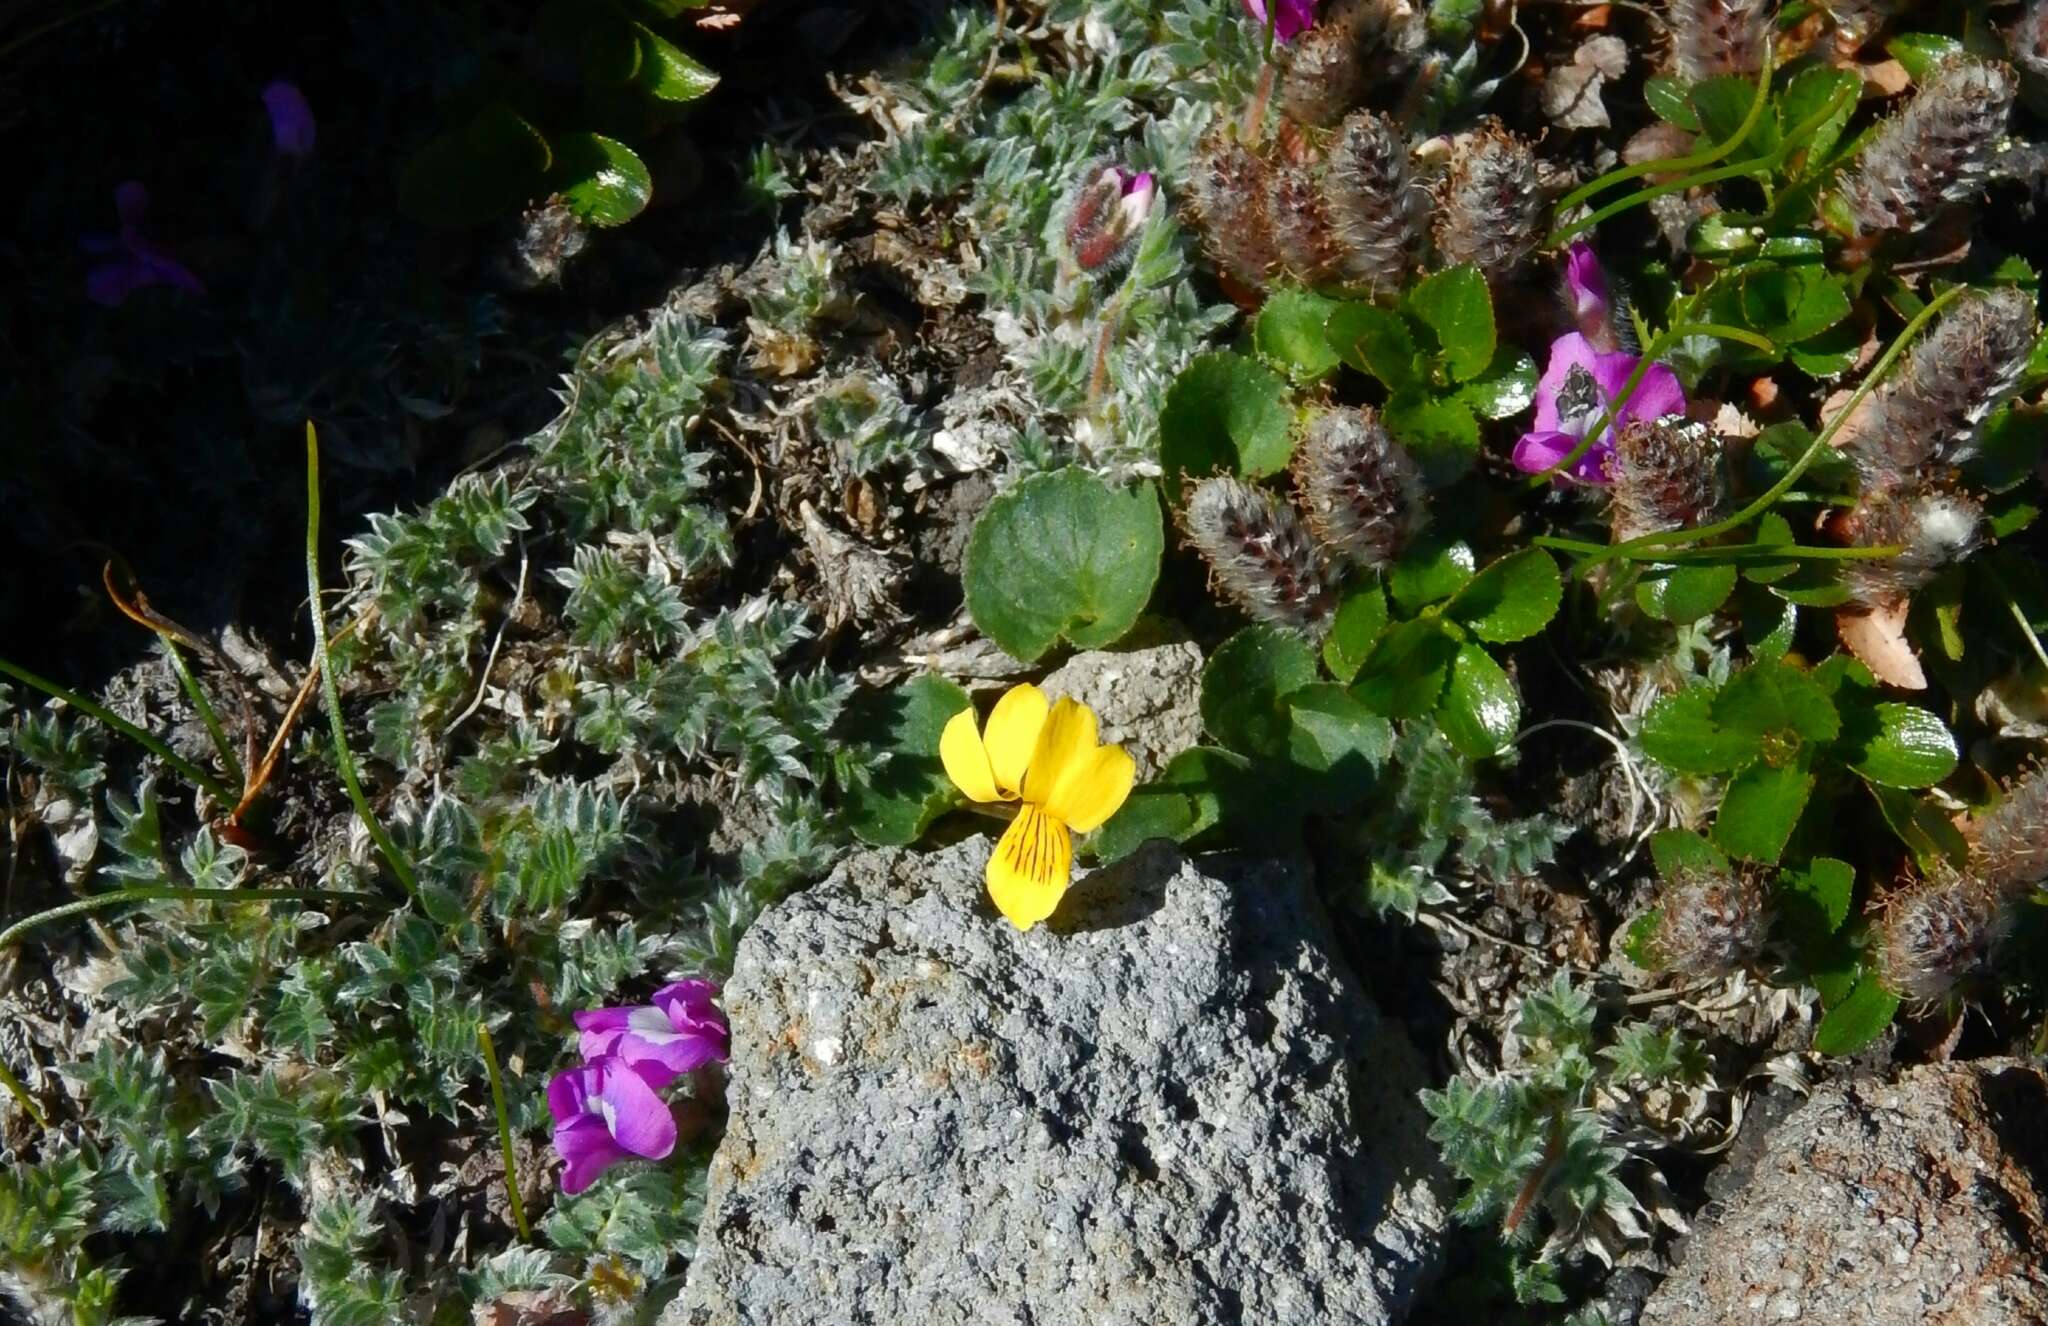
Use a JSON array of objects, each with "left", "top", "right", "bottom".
[
  {"left": 81, "top": 183, "right": 205, "bottom": 307},
  {"left": 1242, "top": 0, "right": 1320, "bottom": 42},
  {"left": 547, "top": 1059, "right": 677, "bottom": 1195},
  {"left": 1513, "top": 332, "right": 1686, "bottom": 484},
  {"left": 263, "top": 81, "right": 316, "bottom": 159},
  {"left": 573, "top": 979, "right": 729, "bottom": 1088},
  {"left": 1564, "top": 241, "right": 1618, "bottom": 351}
]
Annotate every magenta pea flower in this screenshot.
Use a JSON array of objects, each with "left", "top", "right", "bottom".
[
  {"left": 1242, "top": 0, "right": 1320, "bottom": 42},
  {"left": 573, "top": 979, "right": 730, "bottom": 1088},
  {"left": 1564, "top": 240, "right": 1619, "bottom": 352},
  {"left": 1513, "top": 333, "right": 1687, "bottom": 483},
  {"left": 263, "top": 81, "right": 316, "bottom": 159},
  {"left": 547, "top": 1059, "right": 678, "bottom": 1195},
  {"left": 81, "top": 182, "right": 205, "bottom": 308}
]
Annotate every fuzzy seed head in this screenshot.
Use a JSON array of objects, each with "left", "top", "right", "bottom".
[
  {"left": 1877, "top": 875, "right": 2010, "bottom": 1002},
  {"left": 1266, "top": 159, "right": 1347, "bottom": 285},
  {"left": 1668, "top": 0, "right": 1775, "bottom": 82},
  {"left": 1293, "top": 406, "right": 1426, "bottom": 568},
  {"left": 1323, "top": 111, "right": 1420, "bottom": 291},
  {"left": 1189, "top": 135, "right": 1280, "bottom": 292},
  {"left": 2015, "top": 0, "right": 2048, "bottom": 83},
  {"left": 1607, "top": 419, "right": 1725, "bottom": 543},
  {"left": 1843, "top": 484, "right": 1985, "bottom": 607},
  {"left": 1281, "top": 14, "right": 1371, "bottom": 128},
  {"left": 1836, "top": 56, "right": 2016, "bottom": 238},
  {"left": 1651, "top": 866, "right": 1770, "bottom": 978},
  {"left": 1433, "top": 123, "right": 1544, "bottom": 281},
  {"left": 1970, "top": 764, "right": 2048, "bottom": 895},
  {"left": 1855, "top": 287, "right": 2040, "bottom": 484},
  {"left": 1182, "top": 476, "right": 1336, "bottom": 631}
]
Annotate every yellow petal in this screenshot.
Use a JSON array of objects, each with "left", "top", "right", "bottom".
[
  {"left": 987, "top": 804, "right": 1073, "bottom": 930},
  {"left": 983, "top": 684, "right": 1049, "bottom": 798},
  {"left": 1022, "top": 696, "right": 1098, "bottom": 806},
  {"left": 940, "top": 707, "right": 1002, "bottom": 803},
  {"left": 1045, "top": 744, "right": 1137, "bottom": 833}
]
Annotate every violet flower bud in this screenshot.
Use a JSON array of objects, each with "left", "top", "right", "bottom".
[
  {"left": 1062, "top": 162, "right": 1157, "bottom": 274},
  {"left": 263, "top": 80, "right": 316, "bottom": 159},
  {"left": 1242, "top": 0, "right": 1321, "bottom": 43},
  {"left": 81, "top": 182, "right": 205, "bottom": 307}
]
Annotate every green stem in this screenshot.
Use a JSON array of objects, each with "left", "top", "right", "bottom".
[
  {"left": 0, "top": 656, "right": 234, "bottom": 806},
  {"left": 1549, "top": 43, "right": 1775, "bottom": 228},
  {"left": 1981, "top": 562, "right": 2048, "bottom": 674},
  {"left": 0, "top": 1057, "right": 46, "bottom": 1128},
  {"left": 0, "top": 885, "right": 368, "bottom": 952},
  {"left": 305, "top": 423, "right": 419, "bottom": 902},
  {"left": 1533, "top": 535, "right": 1904, "bottom": 562},
  {"left": 478, "top": 1026, "right": 530, "bottom": 1240},
  {"left": 163, "top": 640, "right": 244, "bottom": 793}
]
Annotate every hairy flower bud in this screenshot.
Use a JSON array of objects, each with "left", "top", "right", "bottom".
[
  {"left": 1182, "top": 476, "right": 1335, "bottom": 630},
  {"left": 1189, "top": 135, "right": 1280, "bottom": 292},
  {"left": 1842, "top": 484, "right": 1985, "bottom": 607},
  {"left": 1970, "top": 764, "right": 2048, "bottom": 896},
  {"left": 1651, "top": 866, "right": 1770, "bottom": 978},
  {"left": 1322, "top": 111, "right": 1419, "bottom": 291},
  {"left": 1293, "top": 406, "right": 1425, "bottom": 568},
  {"left": 1877, "top": 874, "right": 2010, "bottom": 1001},
  {"left": 1061, "top": 161, "right": 1158, "bottom": 274},
  {"left": 1853, "top": 287, "right": 2039, "bottom": 484},
  {"left": 1266, "top": 159, "right": 1347, "bottom": 285},
  {"left": 1433, "top": 123, "right": 1544, "bottom": 281},
  {"left": 1668, "top": 0, "right": 1775, "bottom": 81},
  {"left": 1281, "top": 11, "right": 1370, "bottom": 127},
  {"left": 1835, "top": 56, "right": 2016, "bottom": 238},
  {"left": 1607, "top": 418, "right": 1725, "bottom": 543}
]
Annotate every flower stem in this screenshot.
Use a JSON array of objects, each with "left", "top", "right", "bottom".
[
  {"left": 305, "top": 422, "right": 419, "bottom": 901},
  {"left": 478, "top": 1025, "right": 531, "bottom": 1241},
  {"left": 1533, "top": 535, "right": 1904, "bottom": 562},
  {"left": 0, "top": 656, "right": 234, "bottom": 807},
  {"left": 0, "top": 1056, "right": 46, "bottom": 1128},
  {"left": 0, "top": 885, "right": 369, "bottom": 952}
]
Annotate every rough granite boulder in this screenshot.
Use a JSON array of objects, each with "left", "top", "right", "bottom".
[
  {"left": 1642, "top": 1058, "right": 2048, "bottom": 1326},
  {"left": 668, "top": 838, "right": 1449, "bottom": 1326},
  {"left": 1038, "top": 639, "right": 1203, "bottom": 781}
]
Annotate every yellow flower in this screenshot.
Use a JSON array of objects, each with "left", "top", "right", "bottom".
[{"left": 939, "top": 684, "right": 1137, "bottom": 930}]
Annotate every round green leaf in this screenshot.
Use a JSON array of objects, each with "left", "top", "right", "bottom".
[
  {"left": 1254, "top": 288, "right": 1341, "bottom": 381},
  {"left": 1286, "top": 683, "right": 1392, "bottom": 808},
  {"left": 841, "top": 674, "right": 972, "bottom": 846},
  {"left": 1352, "top": 619, "right": 1457, "bottom": 718},
  {"left": 963, "top": 469, "right": 1163, "bottom": 662},
  {"left": 1389, "top": 534, "right": 1477, "bottom": 611},
  {"left": 1635, "top": 562, "right": 1739, "bottom": 623},
  {"left": 1158, "top": 352, "right": 1294, "bottom": 492},
  {"left": 1405, "top": 265, "right": 1495, "bottom": 382},
  {"left": 399, "top": 102, "right": 553, "bottom": 227},
  {"left": 1448, "top": 548, "right": 1562, "bottom": 644},
  {"left": 1840, "top": 702, "right": 1958, "bottom": 789},
  {"left": 1201, "top": 625, "right": 1318, "bottom": 758},
  {"left": 1325, "top": 302, "right": 1420, "bottom": 392},
  {"left": 1713, "top": 757, "right": 1814, "bottom": 864},
  {"left": 633, "top": 22, "right": 719, "bottom": 101},
  {"left": 1456, "top": 347, "right": 1539, "bottom": 421},
  {"left": 1090, "top": 746, "right": 1249, "bottom": 864},
  {"left": 549, "top": 132, "right": 653, "bottom": 227},
  {"left": 1639, "top": 686, "right": 1763, "bottom": 775},
  {"left": 1884, "top": 32, "right": 1964, "bottom": 82},
  {"left": 1437, "top": 643, "right": 1519, "bottom": 757},
  {"left": 1382, "top": 392, "right": 1480, "bottom": 484},
  {"left": 1812, "top": 973, "right": 1900, "bottom": 1056},
  {"left": 1322, "top": 584, "right": 1389, "bottom": 684},
  {"left": 1643, "top": 75, "right": 1702, "bottom": 131}
]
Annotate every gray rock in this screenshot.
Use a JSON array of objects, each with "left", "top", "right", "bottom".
[
  {"left": 1642, "top": 1058, "right": 2048, "bottom": 1326},
  {"left": 670, "top": 839, "right": 1448, "bottom": 1326},
  {"left": 1038, "top": 638, "right": 1204, "bottom": 781}
]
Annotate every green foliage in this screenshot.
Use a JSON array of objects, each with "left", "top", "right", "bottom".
[
  {"left": 1158, "top": 351, "right": 1294, "bottom": 489},
  {"left": 840, "top": 674, "right": 972, "bottom": 847}
]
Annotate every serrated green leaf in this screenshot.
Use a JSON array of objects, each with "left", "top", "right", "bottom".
[
  {"left": 1777, "top": 65, "right": 1860, "bottom": 173},
  {"left": 1692, "top": 74, "right": 1771, "bottom": 152},
  {"left": 842, "top": 674, "right": 971, "bottom": 846},
  {"left": 1437, "top": 644, "right": 1518, "bottom": 757},
  {"left": 1622, "top": 910, "right": 1663, "bottom": 969},
  {"left": 1454, "top": 347, "right": 1538, "bottom": 420},
  {"left": 1869, "top": 784, "right": 1971, "bottom": 876},
  {"left": 1964, "top": 404, "right": 2048, "bottom": 494},
  {"left": 1255, "top": 288, "right": 1341, "bottom": 381},
  {"left": 1388, "top": 534, "right": 1476, "bottom": 610},
  {"left": 963, "top": 469, "right": 1162, "bottom": 662},
  {"left": 398, "top": 101, "right": 553, "bottom": 227},
  {"left": 1640, "top": 686, "right": 1764, "bottom": 775},
  {"left": 548, "top": 132, "right": 653, "bottom": 227},
  {"left": 1837, "top": 701, "right": 1957, "bottom": 789},
  {"left": 1715, "top": 756, "right": 1814, "bottom": 863},
  {"left": 1812, "top": 973, "right": 1899, "bottom": 1055},
  {"left": 1650, "top": 827, "right": 1731, "bottom": 881},
  {"left": 1159, "top": 352, "right": 1294, "bottom": 492},
  {"left": 1712, "top": 659, "right": 1840, "bottom": 744},
  {"left": 633, "top": 21, "right": 719, "bottom": 101},
  {"left": 1778, "top": 855, "right": 1855, "bottom": 943},
  {"left": 1383, "top": 392, "right": 1480, "bottom": 483},
  {"left": 1406, "top": 265, "right": 1494, "bottom": 382},
  {"left": 1326, "top": 302, "right": 1421, "bottom": 392},
  {"left": 1352, "top": 618, "right": 1458, "bottom": 718},
  {"left": 1644, "top": 75, "right": 1701, "bottom": 131},
  {"left": 1449, "top": 548, "right": 1562, "bottom": 643},
  {"left": 1636, "top": 562, "right": 1739, "bottom": 623},
  {"left": 1740, "top": 583, "right": 1798, "bottom": 660},
  {"left": 1884, "top": 32, "right": 1963, "bottom": 82},
  {"left": 1322, "top": 583, "right": 1389, "bottom": 683},
  {"left": 1201, "top": 625, "right": 1318, "bottom": 757}
]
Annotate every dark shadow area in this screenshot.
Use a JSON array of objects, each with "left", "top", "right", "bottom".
[{"left": 1047, "top": 839, "right": 1179, "bottom": 933}]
